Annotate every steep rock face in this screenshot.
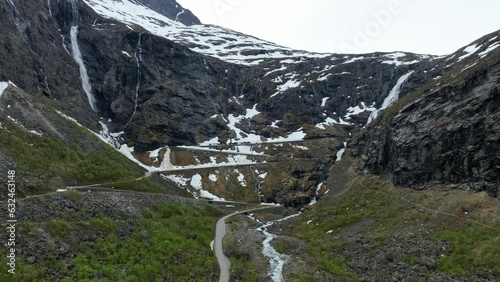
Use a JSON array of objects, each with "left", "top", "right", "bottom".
[
  {"left": 0, "top": 0, "right": 99, "bottom": 129},
  {"left": 44, "top": 0, "right": 448, "bottom": 152},
  {"left": 350, "top": 37, "right": 500, "bottom": 198},
  {"left": 135, "top": 0, "right": 201, "bottom": 25},
  {"left": 79, "top": 0, "right": 449, "bottom": 147},
  {"left": 247, "top": 54, "right": 440, "bottom": 130},
  {"left": 2, "top": 0, "right": 500, "bottom": 204},
  {"left": 77, "top": 26, "right": 251, "bottom": 149}
]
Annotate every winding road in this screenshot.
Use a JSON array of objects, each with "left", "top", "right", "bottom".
[
  {"left": 57, "top": 166, "right": 288, "bottom": 281},
  {"left": 214, "top": 206, "right": 282, "bottom": 282}
]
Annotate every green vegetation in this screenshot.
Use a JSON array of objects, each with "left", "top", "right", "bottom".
[
  {"left": 88, "top": 218, "right": 117, "bottom": 234},
  {"left": 436, "top": 226, "right": 500, "bottom": 276},
  {"left": 0, "top": 114, "right": 163, "bottom": 196},
  {"left": 275, "top": 240, "right": 292, "bottom": 254},
  {"left": 229, "top": 255, "right": 260, "bottom": 282},
  {"left": 224, "top": 234, "right": 259, "bottom": 281},
  {"left": 63, "top": 190, "right": 83, "bottom": 202},
  {"left": 286, "top": 176, "right": 413, "bottom": 280},
  {"left": 47, "top": 219, "right": 69, "bottom": 237},
  {"left": 288, "top": 169, "right": 500, "bottom": 279},
  {"left": 108, "top": 177, "right": 165, "bottom": 193},
  {"left": 403, "top": 255, "right": 419, "bottom": 266},
  {"left": 0, "top": 203, "right": 222, "bottom": 281},
  {"left": 290, "top": 273, "right": 315, "bottom": 282}
]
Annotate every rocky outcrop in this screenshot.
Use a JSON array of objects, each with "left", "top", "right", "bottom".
[
  {"left": 2, "top": 0, "right": 500, "bottom": 202},
  {"left": 0, "top": 0, "right": 447, "bottom": 151},
  {"left": 350, "top": 41, "right": 500, "bottom": 198},
  {"left": 135, "top": 0, "right": 201, "bottom": 25},
  {"left": 0, "top": 0, "right": 99, "bottom": 129}
]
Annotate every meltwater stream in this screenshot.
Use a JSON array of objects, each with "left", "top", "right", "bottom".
[
  {"left": 367, "top": 70, "right": 415, "bottom": 124},
  {"left": 123, "top": 34, "right": 142, "bottom": 130},
  {"left": 255, "top": 213, "right": 301, "bottom": 282},
  {"left": 67, "top": 0, "right": 120, "bottom": 148},
  {"left": 69, "top": 0, "right": 98, "bottom": 112}
]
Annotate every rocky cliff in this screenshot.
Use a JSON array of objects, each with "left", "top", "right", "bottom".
[
  {"left": 350, "top": 31, "right": 500, "bottom": 198},
  {"left": 1, "top": 0, "right": 499, "bottom": 203}
]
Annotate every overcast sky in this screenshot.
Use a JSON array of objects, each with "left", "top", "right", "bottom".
[{"left": 176, "top": 0, "right": 500, "bottom": 55}]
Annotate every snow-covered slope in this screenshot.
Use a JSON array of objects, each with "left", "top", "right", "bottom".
[
  {"left": 84, "top": 0, "right": 334, "bottom": 65},
  {"left": 84, "top": 0, "right": 437, "bottom": 67},
  {"left": 440, "top": 31, "right": 500, "bottom": 70}
]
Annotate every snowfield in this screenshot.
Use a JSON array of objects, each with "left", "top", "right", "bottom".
[{"left": 83, "top": 0, "right": 331, "bottom": 65}]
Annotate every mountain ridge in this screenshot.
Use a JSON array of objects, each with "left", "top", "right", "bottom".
[{"left": 0, "top": 0, "right": 498, "bottom": 202}]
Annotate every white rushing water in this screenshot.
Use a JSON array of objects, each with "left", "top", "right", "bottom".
[
  {"left": 367, "top": 70, "right": 415, "bottom": 124},
  {"left": 336, "top": 142, "right": 347, "bottom": 162},
  {"left": 124, "top": 34, "right": 142, "bottom": 129},
  {"left": 255, "top": 213, "right": 301, "bottom": 282},
  {"left": 47, "top": 0, "right": 52, "bottom": 16},
  {"left": 309, "top": 182, "right": 324, "bottom": 206},
  {"left": 69, "top": 0, "right": 98, "bottom": 112},
  {"left": 70, "top": 26, "right": 98, "bottom": 112}
]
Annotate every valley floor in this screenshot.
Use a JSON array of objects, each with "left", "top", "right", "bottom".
[{"left": 223, "top": 158, "right": 500, "bottom": 282}]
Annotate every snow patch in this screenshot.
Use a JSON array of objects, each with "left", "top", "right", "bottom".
[
  {"left": 343, "top": 56, "right": 365, "bottom": 64},
  {"left": 321, "top": 97, "right": 330, "bottom": 107},
  {"left": 315, "top": 117, "right": 351, "bottom": 129},
  {"left": 236, "top": 170, "right": 246, "bottom": 187},
  {"left": 190, "top": 174, "right": 203, "bottom": 190},
  {"left": 271, "top": 73, "right": 301, "bottom": 97},
  {"left": 344, "top": 102, "right": 376, "bottom": 120},
  {"left": 270, "top": 120, "right": 281, "bottom": 128},
  {"left": 0, "top": 82, "right": 11, "bottom": 98},
  {"left": 479, "top": 42, "right": 500, "bottom": 58},
  {"left": 458, "top": 44, "right": 481, "bottom": 62},
  {"left": 163, "top": 174, "right": 190, "bottom": 187},
  {"left": 84, "top": 0, "right": 331, "bottom": 65},
  {"left": 209, "top": 174, "right": 218, "bottom": 182},
  {"left": 121, "top": 50, "right": 131, "bottom": 57}
]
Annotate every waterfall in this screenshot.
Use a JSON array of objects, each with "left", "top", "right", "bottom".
[
  {"left": 68, "top": 0, "right": 119, "bottom": 147},
  {"left": 336, "top": 142, "right": 347, "bottom": 162},
  {"left": 124, "top": 34, "right": 142, "bottom": 130},
  {"left": 175, "top": 9, "right": 185, "bottom": 22},
  {"left": 5, "top": 0, "right": 28, "bottom": 41},
  {"left": 367, "top": 70, "right": 415, "bottom": 124},
  {"left": 47, "top": 0, "right": 52, "bottom": 16},
  {"left": 68, "top": 0, "right": 98, "bottom": 112},
  {"left": 309, "top": 182, "right": 323, "bottom": 206}
]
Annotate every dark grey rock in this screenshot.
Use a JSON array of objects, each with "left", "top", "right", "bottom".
[
  {"left": 135, "top": 0, "right": 201, "bottom": 25},
  {"left": 350, "top": 52, "right": 500, "bottom": 197}
]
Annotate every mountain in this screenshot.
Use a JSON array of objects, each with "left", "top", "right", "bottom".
[
  {"left": 350, "top": 31, "right": 500, "bottom": 198},
  {"left": 1, "top": 0, "right": 500, "bottom": 281},
  {"left": 134, "top": 0, "right": 201, "bottom": 25},
  {"left": 1, "top": 0, "right": 499, "bottom": 203}
]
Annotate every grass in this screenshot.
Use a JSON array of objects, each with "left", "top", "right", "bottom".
[
  {"left": 0, "top": 113, "right": 162, "bottom": 197},
  {"left": 290, "top": 273, "right": 316, "bottom": 282},
  {"left": 63, "top": 190, "right": 83, "bottom": 202},
  {"left": 88, "top": 218, "right": 117, "bottom": 234},
  {"left": 288, "top": 169, "right": 500, "bottom": 279},
  {"left": 0, "top": 203, "right": 223, "bottom": 281},
  {"left": 403, "top": 255, "right": 419, "bottom": 266},
  {"left": 229, "top": 255, "right": 260, "bottom": 282},
  {"left": 286, "top": 175, "right": 409, "bottom": 280},
  {"left": 436, "top": 226, "right": 500, "bottom": 276},
  {"left": 47, "top": 219, "right": 69, "bottom": 237}
]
